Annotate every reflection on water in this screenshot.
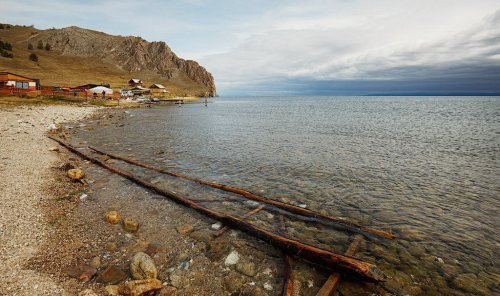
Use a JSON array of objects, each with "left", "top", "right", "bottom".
[{"left": 73, "top": 96, "right": 499, "bottom": 295}]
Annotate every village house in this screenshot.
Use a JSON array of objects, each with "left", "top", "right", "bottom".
[
  {"left": 0, "top": 71, "right": 39, "bottom": 90},
  {"left": 128, "top": 79, "right": 143, "bottom": 87},
  {"left": 130, "top": 85, "right": 150, "bottom": 95},
  {"left": 149, "top": 83, "right": 168, "bottom": 94}
]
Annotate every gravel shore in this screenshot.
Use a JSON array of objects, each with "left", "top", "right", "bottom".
[{"left": 0, "top": 105, "right": 98, "bottom": 295}]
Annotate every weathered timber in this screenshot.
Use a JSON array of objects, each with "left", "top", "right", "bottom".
[
  {"left": 50, "top": 137, "right": 385, "bottom": 282},
  {"left": 88, "top": 145, "right": 395, "bottom": 239},
  {"left": 316, "top": 235, "right": 364, "bottom": 296},
  {"left": 282, "top": 255, "right": 295, "bottom": 296},
  {"left": 215, "top": 205, "right": 265, "bottom": 237}
]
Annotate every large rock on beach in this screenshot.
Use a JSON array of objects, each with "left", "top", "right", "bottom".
[
  {"left": 130, "top": 252, "right": 158, "bottom": 280},
  {"left": 64, "top": 265, "right": 97, "bottom": 282},
  {"left": 120, "top": 279, "right": 163, "bottom": 296}
]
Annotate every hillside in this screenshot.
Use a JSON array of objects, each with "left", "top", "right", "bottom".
[{"left": 0, "top": 24, "right": 216, "bottom": 97}]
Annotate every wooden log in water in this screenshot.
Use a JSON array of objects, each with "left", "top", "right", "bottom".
[
  {"left": 88, "top": 145, "right": 395, "bottom": 239},
  {"left": 316, "top": 235, "right": 364, "bottom": 296},
  {"left": 282, "top": 255, "right": 295, "bottom": 296},
  {"left": 50, "top": 137, "right": 386, "bottom": 282},
  {"left": 215, "top": 204, "right": 265, "bottom": 237}
]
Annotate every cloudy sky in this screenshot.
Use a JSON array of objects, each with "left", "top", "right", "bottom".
[{"left": 2, "top": 0, "right": 500, "bottom": 95}]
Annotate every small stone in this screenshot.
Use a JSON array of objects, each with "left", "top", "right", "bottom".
[
  {"left": 105, "top": 242, "right": 118, "bottom": 251},
  {"left": 263, "top": 282, "right": 273, "bottom": 291},
  {"left": 176, "top": 224, "right": 194, "bottom": 235},
  {"left": 67, "top": 168, "right": 85, "bottom": 180},
  {"left": 123, "top": 217, "right": 139, "bottom": 232},
  {"left": 189, "top": 230, "right": 214, "bottom": 242},
  {"left": 80, "top": 194, "right": 88, "bottom": 200},
  {"left": 64, "top": 265, "right": 97, "bottom": 282},
  {"left": 104, "top": 285, "right": 120, "bottom": 295},
  {"left": 90, "top": 256, "right": 101, "bottom": 269},
  {"left": 223, "top": 271, "right": 245, "bottom": 292},
  {"left": 95, "top": 265, "right": 128, "bottom": 284},
  {"left": 130, "top": 252, "right": 158, "bottom": 280},
  {"left": 207, "top": 240, "right": 231, "bottom": 260},
  {"left": 105, "top": 211, "right": 121, "bottom": 224},
  {"left": 211, "top": 222, "right": 223, "bottom": 230},
  {"left": 78, "top": 289, "right": 98, "bottom": 296},
  {"left": 120, "top": 279, "right": 163, "bottom": 296},
  {"left": 169, "top": 270, "right": 189, "bottom": 288},
  {"left": 236, "top": 262, "right": 256, "bottom": 277},
  {"left": 225, "top": 250, "right": 240, "bottom": 266},
  {"left": 298, "top": 204, "right": 307, "bottom": 208},
  {"left": 48, "top": 147, "right": 59, "bottom": 152}
]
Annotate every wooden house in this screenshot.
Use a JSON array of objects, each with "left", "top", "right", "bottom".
[
  {"left": 0, "top": 72, "right": 39, "bottom": 90},
  {"left": 149, "top": 84, "right": 168, "bottom": 94},
  {"left": 128, "top": 79, "right": 143, "bottom": 87},
  {"left": 130, "top": 86, "right": 150, "bottom": 95}
]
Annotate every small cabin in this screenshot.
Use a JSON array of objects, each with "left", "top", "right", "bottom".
[
  {"left": 149, "top": 84, "right": 168, "bottom": 94},
  {"left": 0, "top": 72, "right": 39, "bottom": 90},
  {"left": 130, "top": 86, "right": 150, "bottom": 95},
  {"left": 128, "top": 79, "right": 143, "bottom": 87}
]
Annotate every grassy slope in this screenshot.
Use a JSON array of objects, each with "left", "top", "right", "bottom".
[{"left": 0, "top": 25, "right": 209, "bottom": 96}]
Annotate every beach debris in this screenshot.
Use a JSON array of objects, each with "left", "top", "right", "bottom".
[
  {"left": 95, "top": 265, "right": 128, "bottom": 284},
  {"left": 176, "top": 224, "right": 194, "bottom": 235},
  {"left": 130, "top": 252, "right": 158, "bottom": 280},
  {"left": 88, "top": 144, "right": 396, "bottom": 239},
  {"left": 105, "top": 211, "right": 121, "bottom": 224},
  {"left": 120, "top": 279, "right": 163, "bottom": 296},
  {"left": 225, "top": 250, "right": 240, "bottom": 266},
  {"left": 67, "top": 168, "right": 85, "bottom": 180},
  {"left": 123, "top": 217, "right": 140, "bottom": 232},
  {"left": 236, "top": 262, "right": 256, "bottom": 277},
  {"left": 78, "top": 289, "right": 98, "bottom": 296},
  {"left": 49, "top": 136, "right": 388, "bottom": 282},
  {"left": 64, "top": 265, "right": 97, "bottom": 282}
]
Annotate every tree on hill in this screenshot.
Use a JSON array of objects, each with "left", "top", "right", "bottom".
[
  {"left": 29, "top": 53, "right": 38, "bottom": 62},
  {"left": 0, "top": 49, "right": 13, "bottom": 58},
  {"left": 37, "top": 40, "right": 43, "bottom": 49},
  {"left": 0, "top": 41, "right": 13, "bottom": 51},
  {"left": 28, "top": 43, "right": 33, "bottom": 50},
  {"left": 45, "top": 43, "right": 51, "bottom": 51}
]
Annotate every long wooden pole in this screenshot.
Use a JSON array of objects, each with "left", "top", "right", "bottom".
[
  {"left": 50, "top": 137, "right": 385, "bottom": 282},
  {"left": 316, "top": 235, "right": 364, "bottom": 296},
  {"left": 88, "top": 145, "right": 395, "bottom": 239}
]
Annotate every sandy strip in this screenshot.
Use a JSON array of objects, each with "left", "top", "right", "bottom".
[{"left": 0, "top": 105, "right": 98, "bottom": 296}]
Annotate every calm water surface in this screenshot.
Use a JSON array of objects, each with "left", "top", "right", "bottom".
[{"left": 74, "top": 96, "right": 499, "bottom": 295}]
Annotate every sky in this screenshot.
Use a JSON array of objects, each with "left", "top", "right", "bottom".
[{"left": 2, "top": 0, "right": 500, "bottom": 96}]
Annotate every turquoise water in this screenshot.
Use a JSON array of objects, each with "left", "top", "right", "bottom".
[{"left": 75, "top": 96, "right": 500, "bottom": 295}]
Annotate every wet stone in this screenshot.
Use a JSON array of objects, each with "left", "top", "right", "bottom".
[
  {"left": 236, "top": 262, "right": 256, "bottom": 277},
  {"left": 189, "top": 230, "right": 214, "bottom": 243},
  {"left": 120, "top": 279, "right": 163, "bottom": 296},
  {"left": 95, "top": 265, "right": 128, "bottom": 284},
  {"left": 176, "top": 224, "right": 194, "bottom": 235},
  {"left": 123, "top": 217, "right": 139, "bottom": 232},
  {"left": 64, "top": 265, "right": 97, "bottom": 282},
  {"left": 207, "top": 240, "right": 231, "bottom": 261},
  {"left": 224, "top": 271, "right": 246, "bottom": 293},
  {"left": 105, "top": 211, "right": 121, "bottom": 224},
  {"left": 130, "top": 252, "right": 158, "bottom": 280}
]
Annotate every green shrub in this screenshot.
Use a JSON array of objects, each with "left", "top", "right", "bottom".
[
  {"left": 45, "top": 43, "right": 51, "bottom": 51},
  {"left": 29, "top": 53, "right": 38, "bottom": 62},
  {"left": 28, "top": 43, "right": 33, "bottom": 50},
  {"left": 37, "top": 40, "right": 43, "bottom": 49}
]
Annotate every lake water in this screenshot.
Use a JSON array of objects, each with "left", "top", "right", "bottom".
[{"left": 72, "top": 96, "right": 499, "bottom": 295}]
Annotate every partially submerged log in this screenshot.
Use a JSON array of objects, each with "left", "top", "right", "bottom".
[
  {"left": 282, "top": 255, "right": 295, "bottom": 296},
  {"left": 316, "top": 235, "right": 364, "bottom": 296},
  {"left": 88, "top": 145, "right": 395, "bottom": 239},
  {"left": 51, "top": 137, "right": 385, "bottom": 282},
  {"left": 216, "top": 204, "right": 265, "bottom": 237}
]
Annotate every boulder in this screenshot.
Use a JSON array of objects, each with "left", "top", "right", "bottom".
[
  {"left": 105, "top": 211, "right": 121, "bottom": 224},
  {"left": 67, "top": 168, "right": 85, "bottom": 180},
  {"left": 120, "top": 279, "right": 163, "bottom": 296},
  {"left": 130, "top": 252, "right": 158, "bottom": 280},
  {"left": 123, "top": 217, "right": 139, "bottom": 232},
  {"left": 96, "top": 265, "right": 128, "bottom": 284}
]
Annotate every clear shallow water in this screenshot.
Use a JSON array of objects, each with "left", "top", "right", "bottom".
[{"left": 74, "top": 96, "right": 499, "bottom": 295}]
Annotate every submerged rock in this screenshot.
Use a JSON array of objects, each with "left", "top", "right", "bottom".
[
  {"left": 207, "top": 240, "right": 231, "bottom": 261},
  {"left": 236, "top": 262, "right": 256, "bottom": 277},
  {"left": 120, "top": 279, "right": 163, "bottom": 296},
  {"left": 130, "top": 252, "right": 158, "bottom": 280},
  {"left": 90, "top": 256, "right": 101, "bottom": 269},
  {"left": 176, "top": 224, "right": 194, "bottom": 235},
  {"left": 225, "top": 250, "right": 240, "bottom": 266},
  {"left": 78, "top": 289, "right": 98, "bottom": 296},
  {"left": 190, "top": 230, "right": 214, "bottom": 242},
  {"left": 105, "top": 211, "right": 121, "bottom": 224},
  {"left": 452, "top": 273, "right": 478, "bottom": 293},
  {"left": 123, "top": 217, "right": 139, "bottom": 232},
  {"left": 95, "top": 265, "right": 128, "bottom": 284},
  {"left": 104, "top": 285, "right": 120, "bottom": 295},
  {"left": 64, "top": 265, "right": 97, "bottom": 282}
]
